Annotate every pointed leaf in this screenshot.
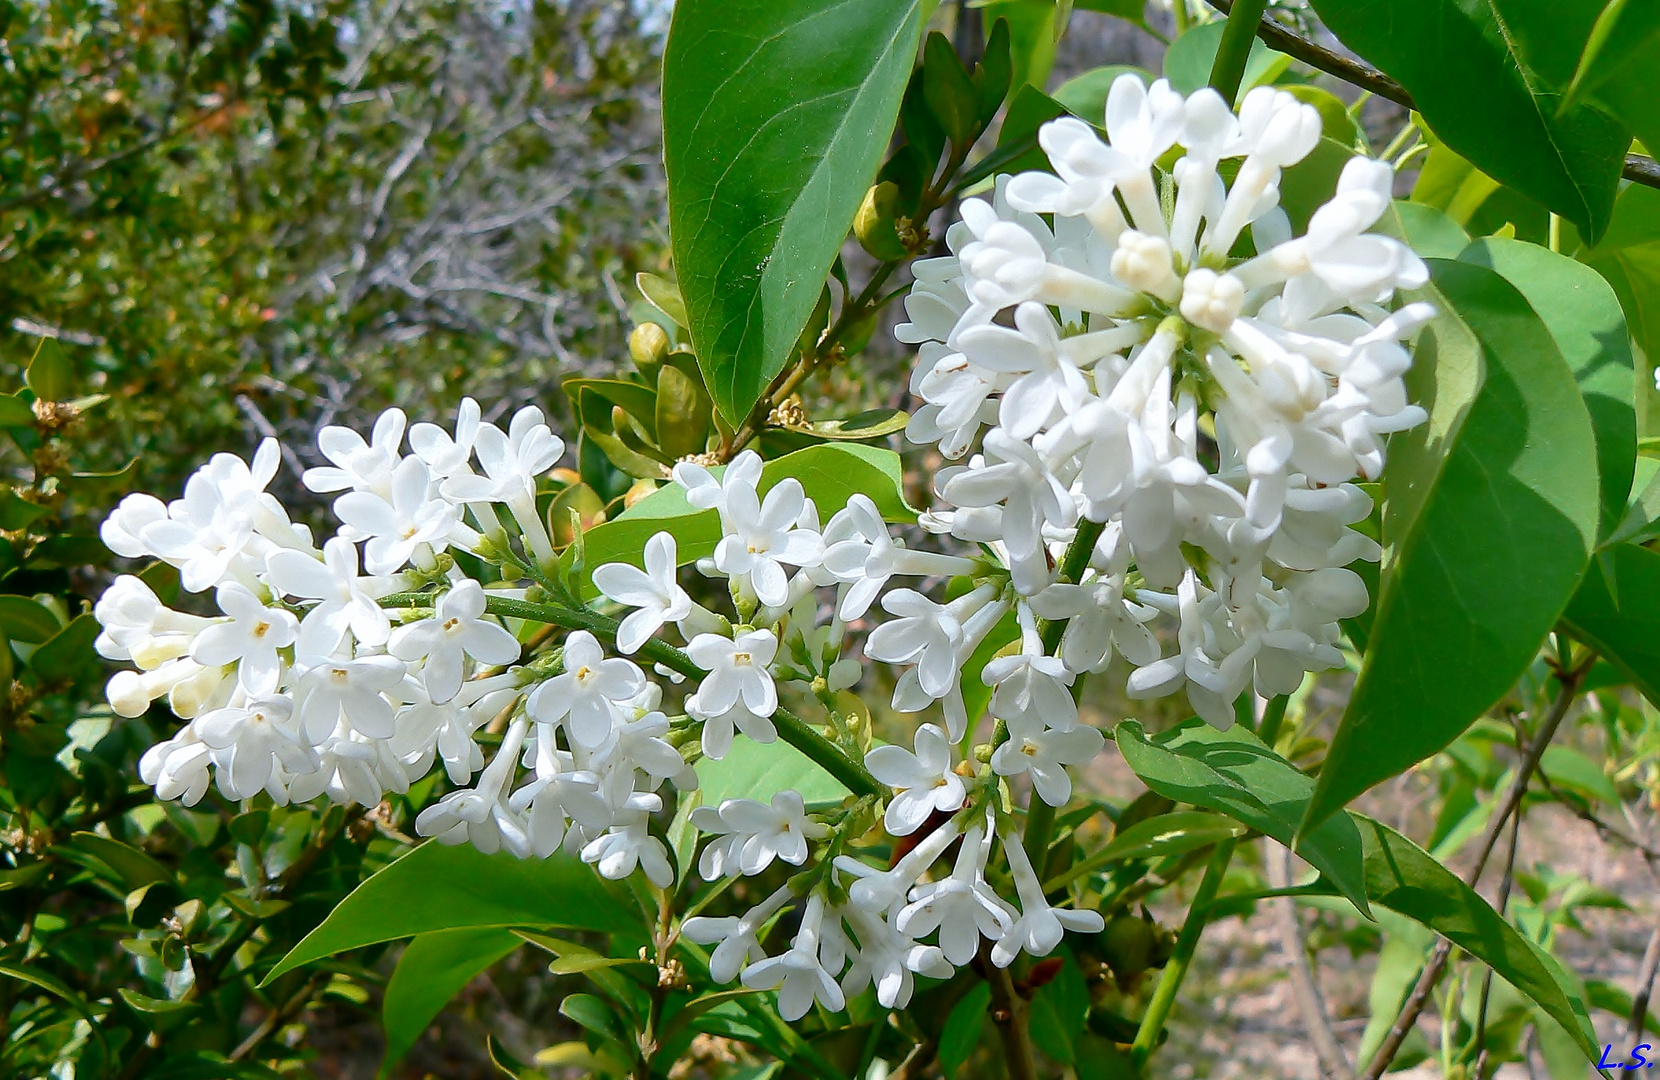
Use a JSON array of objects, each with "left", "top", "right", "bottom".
[
  {"left": 1114, "top": 719, "right": 1371, "bottom": 917},
  {"left": 1308, "top": 0, "right": 1627, "bottom": 241},
  {"left": 1460, "top": 237, "right": 1635, "bottom": 538},
  {"left": 1563, "top": 541, "right": 1660, "bottom": 707},
  {"left": 1307, "top": 261, "right": 1599, "bottom": 830},
  {"left": 25, "top": 337, "right": 73, "bottom": 402},
  {"left": 663, "top": 0, "right": 924, "bottom": 422},
  {"left": 263, "top": 842, "right": 636, "bottom": 984},
  {"left": 380, "top": 928, "right": 521, "bottom": 1077}
]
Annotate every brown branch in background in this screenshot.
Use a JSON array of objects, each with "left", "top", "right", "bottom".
[
  {"left": 1473, "top": 794, "right": 1526, "bottom": 1077},
  {"left": 1203, "top": 0, "right": 1660, "bottom": 190},
  {"left": 1361, "top": 661, "right": 1590, "bottom": 1080},
  {"left": 1266, "top": 840, "right": 1355, "bottom": 1080},
  {"left": 985, "top": 950, "right": 1039, "bottom": 1080},
  {"left": 1632, "top": 928, "right": 1660, "bottom": 1042}
]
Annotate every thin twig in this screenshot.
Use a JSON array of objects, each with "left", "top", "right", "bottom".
[
  {"left": 1473, "top": 797, "right": 1525, "bottom": 1078},
  {"left": 1203, "top": 0, "right": 1660, "bottom": 190},
  {"left": 1266, "top": 840, "right": 1355, "bottom": 1079},
  {"left": 985, "top": 951, "right": 1039, "bottom": 1080},
  {"left": 1361, "top": 662, "right": 1589, "bottom": 1079},
  {"left": 1632, "top": 929, "right": 1660, "bottom": 1042}
]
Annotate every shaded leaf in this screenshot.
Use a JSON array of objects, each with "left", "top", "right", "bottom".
[
  {"left": 379, "top": 928, "right": 521, "bottom": 1077},
  {"left": 1307, "top": 261, "right": 1599, "bottom": 829},
  {"left": 663, "top": 0, "right": 923, "bottom": 422}
]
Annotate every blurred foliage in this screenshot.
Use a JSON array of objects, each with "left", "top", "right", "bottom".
[{"left": 0, "top": 0, "right": 665, "bottom": 506}]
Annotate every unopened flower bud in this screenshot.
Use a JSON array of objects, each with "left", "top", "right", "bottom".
[
  {"left": 629, "top": 322, "right": 670, "bottom": 372},
  {"left": 1111, "top": 231, "right": 1182, "bottom": 302},
  {"left": 855, "top": 181, "right": 911, "bottom": 261},
  {"left": 1179, "top": 268, "right": 1245, "bottom": 333}
]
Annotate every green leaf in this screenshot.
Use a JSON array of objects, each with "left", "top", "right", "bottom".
[
  {"left": 559, "top": 993, "right": 624, "bottom": 1042},
  {"left": 25, "top": 337, "right": 74, "bottom": 401},
  {"left": 636, "top": 272, "right": 688, "bottom": 328},
  {"left": 1051, "top": 66, "right": 1150, "bottom": 124},
  {"left": 775, "top": 407, "right": 909, "bottom": 441},
  {"left": 1563, "top": 542, "right": 1660, "bottom": 706},
  {"left": 963, "top": 83, "right": 1073, "bottom": 189},
  {"left": 567, "top": 443, "right": 915, "bottom": 597},
  {"left": 937, "top": 981, "right": 990, "bottom": 1080},
  {"left": 662, "top": 0, "right": 923, "bottom": 422},
  {"left": 1352, "top": 814, "right": 1600, "bottom": 1064},
  {"left": 655, "top": 361, "right": 713, "bottom": 460},
  {"left": 1306, "top": 260, "right": 1600, "bottom": 830},
  {"left": 1047, "top": 810, "right": 1247, "bottom": 891},
  {"left": 0, "top": 491, "right": 49, "bottom": 530},
  {"left": 696, "top": 733, "right": 851, "bottom": 807},
  {"left": 1460, "top": 237, "right": 1636, "bottom": 538},
  {"left": 263, "top": 842, "right": 635, "bottom": 984},
  {"left": 62, "top": 832, "right": 175, "bottom": 889},
  {"left": 0, "top": 594, "right": 61, "bottom": 643},
  {"left": 0, "top": 393, "right": 34, "bottom": 427},
  {"left": 923, "top": 32, "right": 978, "bottom": 147},
  {"left": 1162, "top": 20, "right": 1290, "bottom": 97},
  {"left": 979, "top": 0, "right": 1060, "bottom": 92},
  {"left": 31, "top": 613, "right": 100, "bottom": 683},
  {"left": 1580, "top": 185, "right": 1660, "bottom": 438},
  {"left": 1539, "top": 745, "right": 1620, "bottom": 804},
  {"left": 1393, "top": 200, "right": 1471, "bottom": 260},
  {"left": 379, "top": 928, "right": 521, "bottom": 1077},
  {"left": 1308, "top": 0, "right": 1627, "bottom": 241},
  {"left": 0, "top": 961, "right": 108, "bottom": 1034},
  {"left": 562, "top": 378, "right": 658, "bottom": 441},
  {"left": 1027, "top": 949, "right": 1088, "bottom": 1064},
  {"left": 1114, "top": 719, "right": 1371, "bottom": 917}
]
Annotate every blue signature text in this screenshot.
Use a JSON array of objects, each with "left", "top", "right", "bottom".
[{"left": 1600, "top": 1044, "right": 1657, "bottom": 1070}]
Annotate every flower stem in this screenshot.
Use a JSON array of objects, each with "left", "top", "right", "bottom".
[
  {"left": 379, "top": 591, "right": 882, "bottom": 798},
  {"left": 1130, "top": 836, "right": 1237, "bottom": 1069},
  {"left": 1256, "top": 693, "right": 1289, "bottom": 748},
  {"left": 1208, "top": 0, "right": 1269, "bottom": 106}
]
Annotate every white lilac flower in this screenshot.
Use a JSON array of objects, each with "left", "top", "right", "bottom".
[
  {"left": 820, "top": 495, "right": 974, "bottom": 621},
  {"left": 692, "top": 790, "right": 826, "bottom": 879},
  {"left": 685, "top": 629, "right": 779, "bottom": 719},
  {"left": 304, "top": 409, "right": 407, "bottom": 496},
  {"left": 865, "top": 724, "right": 966, "bottom": 836},
  {"left": 441, "top": 406, "right": 563, "bottom": 565},
  {"left": 592, "top": 532, "right": 693, "bottom": 653},
  {"left": 189, "top": 582, "right": 298, "bottom": 695},
  {"left": 897, "top": 819, "right": 1012, "bottom": 965},
  {"left": 408, "top": 397, "right": 482, "bottom": 480},
  {"left": 525, "top": 630, "right": 643, "bottom": 749},
  {"left": 840, "top": 904, "right": 954, "bottom": 1009},
  {"left": 194, "top": 695, "right": 315, "bottom": 801},
  {"left": 266, "top": 536, "right": 397, "bottom": 659},
  {"left": 582, "top": 809, "right": 674, "bottom": 887},
  {"left": 95, "top": 574, "right": 213, "bottom": 667},
  {"left": 138, "top": 727, "right": 214, "bottom": 805},
  {"left": 711, "top": 471, "right": 825, "bottom": 608},
  {"left": 387, "top": 581, "right": 521, "bottom": 703},
  {"left": 333, "top": 455, "right": 459, "bottom": 573},
  {"left": 683, "top": 884, "right": 793, "bottom": 983},
  {"left": 294, "top": 654, "right": 406, "bottom": 741},
  {"left": 416, "top": 719, "right": 533, "bottom": 856},
  {"left": 741, "top": 893, "right": 846, "bottom": 1021},
  {"left": 991, "top": 714, "right": 1106, "bottom": 807},
  {"left": 990, "top": 822, "right": 1105, "bottom": 967}
]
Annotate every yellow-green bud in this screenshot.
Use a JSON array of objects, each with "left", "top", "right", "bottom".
[
  {"left": 855, "top": 181, "right": 911, "bottom": 262},
  {"left": 629, "top": 322, "right": 670, "bottom": 372}
]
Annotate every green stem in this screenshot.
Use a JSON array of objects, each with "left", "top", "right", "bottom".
[
  {"left": 1172, "top": 0, "right": 1192, "bottom": 34},
  {"left": 1208, "top": 0, "right": 1269, "bottom": 106},
  {"left": 1023, "top": 799, "right": 1055, "bottom": 878},
  {"left": 1130, "top": 837, "right": 1237, "bottom": 1069},
  {"left": 380, "top": 592, "right": 882, "bottom": 798},
  {"left": 1256, "top": 694, "right": 1289, "bottom": 748}
]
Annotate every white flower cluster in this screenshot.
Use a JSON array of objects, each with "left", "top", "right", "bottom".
[
  {"left": 684, "top": 807, "right": 1102, "bottom": 1018},
  {"left": 900, "top": 74, "right": 1429, "bottom": 728}
]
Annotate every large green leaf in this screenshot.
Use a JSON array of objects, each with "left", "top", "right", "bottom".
[
  {"left": 695, "top": 733, "right": 851, "bottom": 807},
  {"left": 1460, "top": 237, "right": 1636, "bottom": 537},
  {"left": 1581, "top": 185, "right": 1660, "bottom": 437},
  {"left": 1352, "top": 814, "right": 1600, "bottom": 1064},
  {"left": 1562, "top": 541, "right": 1660, "bottom": 706},
  {"left": 662, "top": 0, "right": 923, "bottom": 422},
  {"left": 379, "top": 928, "right": 521, "bottom": 1077},
  {"left": 1114, "top": 719, "right": 1371, "bottom": 917},
  {"left": 1161, "top": 20, "right": 1290, "bottom": 97},
  {"left": 263, "top": 842, "right": 635, "bottom": 984},
  {"left": 569, "top": 443, "right": 915, "bottom": 597},
  {"left": 1306, "top": 261, "right": 1600, "bottom": 830},
  {"left": 1308, "top": 0, "right": 1628, "bottom": 241}
]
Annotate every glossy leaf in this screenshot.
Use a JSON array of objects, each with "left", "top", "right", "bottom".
[
  {"left": 1114, "top": 719, "right": 1371, "bottom": 916},
  {"left": 264, "top": 842, "right": 635, "bottom": 984},
  {"left": 1580, "top": 186, "right": 1660, "bottom": 436},
  {"left": 1052, "top": 65, "right": 1151, "bottom": 124},
  {"left": 1309, "top": 0, "right": 1627, "bottom": 241},
  {"left": 0, "top": 393, "right": 34, "bottom": 427},
  {"left": 566, "top": 443, "right": 915, "bottom": 597},
  {"left": 776, "top": 407, "right": 909, "bottom": 441},
  {"left": 1352, "top": 814, "right": 1599, "bottom": 1063},
  {"left": 1046, "top": 810, "right": 1249, "bottom": 891},
  {"left": 937, "top": 981, "right": 991, "bottom": 1080},
  {"left": 1393, "top": 200, "right": 1471, "bottom": 260},
  {"left": 62, "top": 832, "right": 175, "bottom": 889},
  {"left": 662, "top": 0, "right": 923, "bottom": 422},
  {"left": 0, "top": 595, "right": 62, "bottom": 644},
  {"left": 1460, "top": 237, "right": 1635, "bottom": 538},
  {"left": 696, "top": 733, "right": 850, "bottom": 807},
  {"left": 31, "top": 613, "right": 100, "bottom": 683},
  {"left": 1307, "top": 261, "right": 1599, "bottom": 830},
  {"left": 562, "top": 378, "right": 658, "bottom": 440},
  {"left": 1563, "top": 541, "right": 1660, "bottom": 706},
  {"left": 655, "top": 361, "right": 713, "bottom": 459},
  {"left": 979, "top": 0, "right": 1060, "bottom": 92},
  {"left": 379, "top": 929, "right": 521, "bottom": 1077}
]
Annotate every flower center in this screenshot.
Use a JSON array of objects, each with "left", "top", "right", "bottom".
[
  {"left": 1020, "top": 740, "right": 1040, "bottom": 757},
  {"left": 330, "top": 667, "right": 350, "bottom": 684},
  {"left": 252, "top": 621, "right": 271, "bottom": 639},
  {"left": 732, "top": 651, "right": 752, "bottom": 666},
  {"left": 575, "top": 665, "right": 594, "bottom": 683},
  {"left": 443, "top": 617, "right": 462, "bottom": 633}
]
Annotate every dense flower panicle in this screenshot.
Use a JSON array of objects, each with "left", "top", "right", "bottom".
[
  {"left": 899, "top": 74, "right": 1427, "bottom": 730},
  {"left": 94, "top": 71, "right": 1428, "bottom": 1015}
]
